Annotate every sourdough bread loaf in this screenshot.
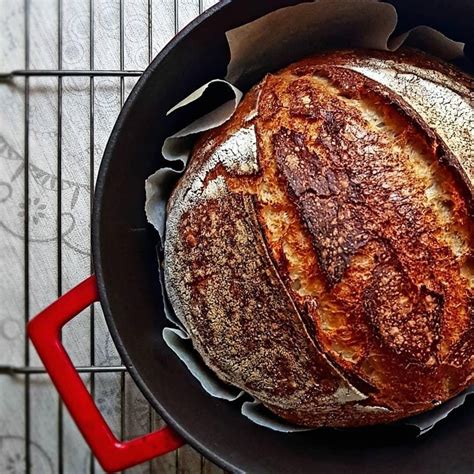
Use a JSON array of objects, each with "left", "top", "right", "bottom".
[{"left": 164, "top": 49, "right": 474, "bottom": 427}]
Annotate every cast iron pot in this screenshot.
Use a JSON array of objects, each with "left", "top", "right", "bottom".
[{"left": 28, "top": 0, "right": 474, "bottom": 472}]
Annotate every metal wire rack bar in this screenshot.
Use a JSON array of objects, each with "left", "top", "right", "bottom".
[
  {"left": 0, "top": 70, "right": 144, "bottom": 78},
  {"left": 0, "top": 365, "right": 127, "bottom": 375},
  {"left": 89, "top": 0, "right": 96, "bottom": 472},
  {"left": 57, "top": 1, "right": 64, "bottom": 470},
  {"left": 23, "top": 0, "right": 31, "bottom": 471},
  {"left": 119, "top": 0, "right": 126, "bottom": 454}
]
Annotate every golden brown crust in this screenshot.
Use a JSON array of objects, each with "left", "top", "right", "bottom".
[{"left": 165, "top": 49, "right": 474, "bottom": 427}]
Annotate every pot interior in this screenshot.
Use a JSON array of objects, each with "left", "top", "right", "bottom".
[{"left": 93, "top": 0, "right": 474, "bottom": 472}]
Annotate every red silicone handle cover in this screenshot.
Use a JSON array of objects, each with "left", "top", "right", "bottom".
[{"left": 27, "top": 275, "right": 184, "bottom": 472}]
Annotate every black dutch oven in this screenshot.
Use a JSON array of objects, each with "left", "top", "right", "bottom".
[{"left": 28, "top": 0, "right": 474, "bottom": 472}]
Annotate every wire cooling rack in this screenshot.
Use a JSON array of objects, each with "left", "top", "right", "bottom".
[{"left": 0, "top": 1, "right": 221, "bottom": 473}]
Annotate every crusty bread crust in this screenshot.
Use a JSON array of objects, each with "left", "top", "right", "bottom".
[{"left": 164, "top": 49, "right": 474, "bottom": 427}]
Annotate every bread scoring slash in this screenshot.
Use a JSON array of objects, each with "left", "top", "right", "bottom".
[{"left": 164, "top": 49, "right": 474, "bottom": 427}]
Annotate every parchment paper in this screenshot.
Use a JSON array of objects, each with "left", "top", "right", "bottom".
[
  {"left": 145, "top": 79, "right": 242, "bottom": 240},
  {"left": 225, "top": 0, "right": 464, "bottom": 87},
  {"left": 145, "top": 0, "right": 472, "bottom": 434}
]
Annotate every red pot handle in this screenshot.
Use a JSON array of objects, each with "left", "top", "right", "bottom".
[{"left": 27, "top": 275, "right": 184, "bottom": 472}]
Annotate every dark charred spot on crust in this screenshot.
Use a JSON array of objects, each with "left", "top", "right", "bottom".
[
  {"left": 446, "top": 329, "right": 473, "bottom": 368},
  {"left": 446, "top": 306, "right": 474, "bottom": 368},
  {"left": 364, "top": 260, "right": 443, "bottom": 365},
  {"left": 272, "top": 128, "right": 325, "bottom": 197},
  {"left": 300, "top": 196, "right": 370, "bottom": 286},
  {"left": 272, "top": 127, "right": 370, "bottom": 286},
  {"left": 315, "top": 66, "right": 366, "bottom": 99},
  {"left": 292, "top": 66, "right": 317, "bottom": 77},
  {"left": 288, "top": 78, "right": 323, "bottom": 119}
]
